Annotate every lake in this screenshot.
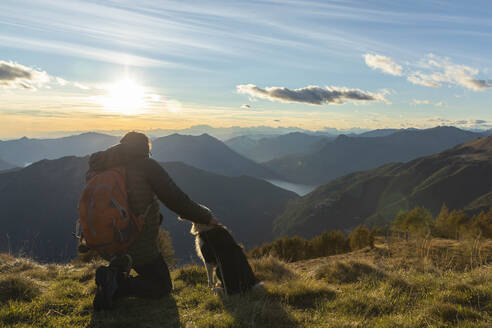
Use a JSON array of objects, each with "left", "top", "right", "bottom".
[{"left": 266, "top": 179, "right": 317, "bottom": 196}]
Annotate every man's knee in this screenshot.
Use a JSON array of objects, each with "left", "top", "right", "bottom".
[{"left": 134, "top": 255, "right": 173, "bottom": 296}]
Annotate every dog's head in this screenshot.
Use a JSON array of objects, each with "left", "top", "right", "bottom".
[{"left": 190, "top": 222, "right": 216, "bottom": 235}]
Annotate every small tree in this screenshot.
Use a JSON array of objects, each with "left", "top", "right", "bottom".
[
  {"left": 435, "top": 203, "right": 451, "bottom": 237},
  {"left": 402, "top": 206, "right": 434, "bottom": 238},
  {"left": 447, "top": 210, "right": 468, "bottom": 240},
  {"left": 469, "top": 207, "right": 492, "bottom": 239},
  {"left": 349, "top": 225, "right": 371, "bottom": 250},
  {"left": 157, "top": 228, "right": 177, "bottom": 268},
  {"left": 310, "top": 230, "right": 349, "bottom": 257},
  {"left": 392, "top": 210, "right": 409, "bottom": 240}
]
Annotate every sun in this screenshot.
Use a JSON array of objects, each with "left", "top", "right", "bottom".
[{"left": 101, "top": 79, "right": 146, "bottom": 114}]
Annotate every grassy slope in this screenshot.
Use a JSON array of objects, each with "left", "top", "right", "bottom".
[{"left": 1, "top": 239, "right": 491, "bottom": 328}]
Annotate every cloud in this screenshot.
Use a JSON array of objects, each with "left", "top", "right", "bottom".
[
  {"left": 411, "top": 99, "right": 430, "bottom": 105},
  {"left": 240, "top": 104, "right": 250, "bottom": 109},
  {"left": 365, "top": 53, "right": 492, "bottom": 91},
  {"left": 0, "top": 61, "right": 50, "bottom": 89},
  {"left": 435, "top": 101, "right": 446, "bottom": 107},
  {"left": 364, "top": 54, "right": 403, "bottom": 76},
  {"left": 55, "top": 77, "right": 68, "bottom": 86},
  {"left": 73, "top": 82, "right": 90, "bottom": 90},
  {"left": 236, "top": 84, "right": 388, "bottom": 105},
  {"left": 407, "top": 54, "right": 492, "bottom": 91},
  {"left": 427, "top": 117, "right": 489, "bottom": 128},
  {"left": 0, "top": 60, "right": 92, "bottom": 91}
]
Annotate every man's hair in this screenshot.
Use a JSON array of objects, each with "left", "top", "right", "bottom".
[{"left": 120, "top": 131, "right": 151, "bottom": 157}]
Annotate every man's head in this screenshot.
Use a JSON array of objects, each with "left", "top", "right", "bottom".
[{"left": 120, "top": 131, "right": 151, "bottom": 158}]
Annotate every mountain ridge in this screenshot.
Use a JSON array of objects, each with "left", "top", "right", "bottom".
[
  {"left": 274, "top": 133, "right": 492, "bottom": 238},
  {"left": 266, "top": 126, "right": 482, "bottom": 185},
  {"left": 151, "top": 133, "right": 282, "bottom": 179},
  {"left": 225, "top": 132, "right": 331, "bottom": 162}
]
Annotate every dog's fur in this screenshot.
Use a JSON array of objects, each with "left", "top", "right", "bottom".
[{"left": 191, "top": 222, "right": 260, "bottom": 295}]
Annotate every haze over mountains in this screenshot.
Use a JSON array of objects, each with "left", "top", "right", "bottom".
[
  {"left": 18, "top": 125, "right": 343, "bottom": 141},
  {"left": 225, "top": 132, "right": 332, "bottom": 162},
  {"left": 0, "top": 132, "right": 280, "bottom": 180},
  {"left": 0, "top": 158, "right": 15, "bottom": 171},
  {"left": 274, "top": 134, "right": 492, "bottom": 238},
  {"left": 0, "top": 156, "right": 297, "bottom": 262},
  {"left": 266, "top": 126, "right": 484, "bottom": 185},
  {"left": 0, "top": 133, "right": 119, "bottom": 167}
]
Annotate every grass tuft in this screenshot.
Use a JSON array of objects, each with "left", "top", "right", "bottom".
[
  {"left": 314, "top": 260, "right": 385, "bottom": 284},
  {"left": 267, "top": 280, "right": 336, "bottom": 309},
  {"left": 249, "top": 256, "right": 297, "bottom": 282},
  {"left": 174, "top": 265, "right": 208, "bottom": 286},
  {"left": 428, "top": 303, "right": 482, "bottom": 323},
  {"left": 0, "top": 275, "right": 41, "bottom": 303}
]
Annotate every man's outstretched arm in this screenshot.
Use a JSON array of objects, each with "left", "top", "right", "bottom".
[{"left": 144, "top": 159, "right": 214, "bottom": 224}]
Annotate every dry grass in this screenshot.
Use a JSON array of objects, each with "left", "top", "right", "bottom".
[{"left": 0, "top": 238, "right": 491, "bottom": 327}]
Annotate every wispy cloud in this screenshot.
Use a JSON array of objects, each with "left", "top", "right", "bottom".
[
  {"left": 236, "top": 84, "right": 388, "bottom": 105},
  {"left": 411, "top": 99, "right": 431, "bottom": 105},
  {"left": 0, "top": 61, "right": 50, "bottom": 89},
  {"left": 240, "top": 104, "right": 250, "bottom": 109},
  {"left": 364, "top": 53, "right": 402, "bottom": 76},
  {"left": 0, "top": 35, "right": 189, "bottom": 69},
  {"left": 408, "top": 54, "right": 492, "bottom": 91},
  {"left": 366, "top": 53, "right": 492, "bottom": 91},
  {"left": 427, "top": 117, "right": 490, "bottom": 128}
]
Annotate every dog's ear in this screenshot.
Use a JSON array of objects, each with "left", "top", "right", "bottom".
[{"left": 190, "top": 222, "right": 199, "bottom": 235}]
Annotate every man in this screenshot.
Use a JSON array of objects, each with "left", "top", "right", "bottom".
[{"left": 86, "top": 131, "right": 218, "bottom": 311}]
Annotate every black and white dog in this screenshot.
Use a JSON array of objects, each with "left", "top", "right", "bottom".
[{"left": 190, "top": 222, "right": 261, "bottom": 295}]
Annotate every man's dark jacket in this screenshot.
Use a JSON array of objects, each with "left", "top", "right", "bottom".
[{"left": 87, "top": 143, "right": 212, "bottom": 266}]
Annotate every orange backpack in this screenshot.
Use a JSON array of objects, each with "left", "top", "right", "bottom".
[{"left": 77, "top": 167, "right": 145, "bottom": 256}]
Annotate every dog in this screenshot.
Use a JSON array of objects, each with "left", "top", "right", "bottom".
[{"left": 190, "top": 222, "right": 261, "bottom": 295}]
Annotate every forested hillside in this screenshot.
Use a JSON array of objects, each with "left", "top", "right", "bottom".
[{"left": 274, "top": 134, "right": 492, "bottom": 238}]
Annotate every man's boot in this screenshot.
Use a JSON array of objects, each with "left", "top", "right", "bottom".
[{"left": 93, "top": 266, "right": 119, "bottom": 311}]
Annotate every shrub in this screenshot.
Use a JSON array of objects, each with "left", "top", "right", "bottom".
[
  {"left": 392, "top": 206, "right": 434, "bottom": 239},
  {"left": 249, "top": 230, "right": 349, "bottom": 263},
  {"left": 348, "top": 225, "right": 374, "bottom": 250},
  {"left": 158, "top": 228, "right": 177, "bottom": 268},
  {"left": 310, "top": 230, "right": 350, "bottom": 257}
]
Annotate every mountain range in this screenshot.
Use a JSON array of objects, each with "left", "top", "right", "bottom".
[
  {"left": 266, "top": 126, "right": 483, "bottom": 185},
  {"left": 274, "top": 134, "right": 492, "bottom": 238},
  {"left": 0, "top": 156, "right": 297, "bottom": 262},
  {"left": 0, "top": 132, "right": 119, "bottom": 167},
  {"left": 151, "top": 133, "right": 280, "bottom": 179},
  {"left": 0, "top": 132, "right": 280, "bottom": 180},
  {"left": 225, "top": 132, "right": 332, "bottom": 162}
]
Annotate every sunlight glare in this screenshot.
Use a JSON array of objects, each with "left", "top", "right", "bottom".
[{"left": 101, "top": 79, "right": 146, "bottom": 114}]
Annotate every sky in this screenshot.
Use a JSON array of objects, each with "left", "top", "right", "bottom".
[{"left": 1, "top": 0, "right": 491, "bottom": 139}]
